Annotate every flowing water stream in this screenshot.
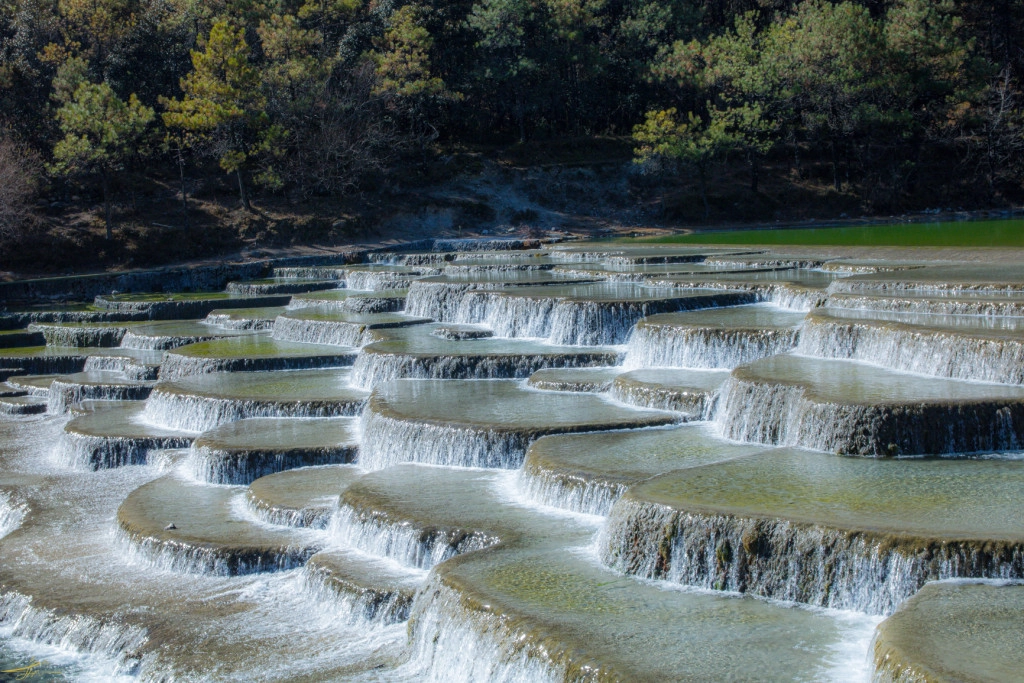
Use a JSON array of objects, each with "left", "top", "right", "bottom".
[{"left": 0, "top": 241, "right": 1021, "bottom": 681}]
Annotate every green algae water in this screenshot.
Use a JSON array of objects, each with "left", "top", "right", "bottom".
[
  {"left": 639, "top": 218, "right": 1024, "bottom": 247},
  {"left": 0, "top": 238, "right": 1022, "bottom": 681}
]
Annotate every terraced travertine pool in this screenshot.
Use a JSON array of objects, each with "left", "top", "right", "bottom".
[{"left": 0, "top": 239, "right": 1022, "bottom": 681}]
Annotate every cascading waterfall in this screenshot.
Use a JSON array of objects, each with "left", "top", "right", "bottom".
[
  {"left": 142, "top": 388, "right": 365, "bottom": 432},
  {"left": 187, "top": 442, "right": 357, "bottom": 486},
  {"left": 600, "top": 496, "right": 1024, "bottom": 616},
  {"left": 516, "top": 467, "right": 623, "bottom": 517},
  {"left": 454, "top": 292, "right": 556, "bottom": 339},
  {"left": 204, "top": 312, "right": 277, "bottom": 331},
  {"left": 824, "top": 293, "right": 1024, "bottom": 317},
  {"left": 327, "top": 505, "right": 498, "bottom": 571},
  {"left": 770, "top": 283, "right": 828, "bottom": 311},
  {"left": 608, "top": 376, "right": 716, "bottom": 415},
  {"left": 299, "top": 558, "right": 415, "bottom": 626},
  {"left": 157, "top": 351, "right": 357, "bottom": 379},
  {"left": 245, "top": 493, "right": 335, "bottom": 529},
  {"left": 404, "top": 281, "right": 476, "bottom": 320},
  {"left": 0, "top": 592, "right": 149, "bottom": 677},
  {"left": 273, "top": 267, "right": 346, "bottom": 280},
  {"left": 827, "top": 279, "right": 1024, "bottom": 297},
  {"left": 456, "top": 291, "right": 758, "bottom": 346},
  {"left": 623, "top": 324, "right": 799, "bottom": 369},
  {"left": 0, "top": 491, "right": 27, "bottom": 539},
  {"left": 32, "top": 325, "right": 130, "bottom": 347},
  {"left": 8, "top": 241, "right": 1024, "bottom": 681},
  {"left": 226, "top": 281, "right": 338, "bottom": 296},
  {"left": 713, "top": 376, "right": 1024, "bottom": 456},
  {"left": 115, "top": 526, "right": 318, "bottom": 576},
  {"left": 350, "top": 349, "right": 619, "bottom": 390},
  {"left": 401, "top": 576, "right": 562, "bottom": 683},
  {"left": 119, "top": 330, "right": 215, "bottom": 351},
  {"left": 345, "top": 272, "right": 420, "bottom": 291},
  {"left": 271, "top": 315, "right": 371, "bottom": 347},
  {"left": 83, "top": 355, "right": 159, "bottom": 381},
  {"left": 443, "top": 263, "right": 554, "bottom": 274},
  {"left": 797, "top": 315, "right": 1024, "bottom": 384},
  {"left": 359, "top": 410, "right": 536, "bottom": 470},
  {"left": 48, "top": 377, "right": 153, "bottom": 414},
  {"left": 55, "top": 429, "right": 192, "bottom": 470}
]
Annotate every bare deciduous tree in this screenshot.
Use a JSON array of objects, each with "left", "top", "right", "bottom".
[
  {"left": 0, "top": 134, "right": 41, "bottom": 242},
  {"left": 285, "top": 63, "right": 414, "bottom": 199}
]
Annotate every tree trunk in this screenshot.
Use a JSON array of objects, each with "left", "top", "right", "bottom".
[
  {"left": 237, "top": 168, "right": 252, "bottom": 212},
  {"left": 749, "top": 151, "right": 760, "bottom": 194},
  {"left": 698, "top": 165, "right": 710, "bottom": 220},
  {"left": 178, "top": 156, "right": 190, "bottom": 233},
  {"left": 102, "top": 170, "right": 112, "bottom": 241},
  {"left": 515, "top": 89, "right": 526, "bottom": 144},
  {"left": 831, "top": 140, "right": 841, "bottom": 192}
]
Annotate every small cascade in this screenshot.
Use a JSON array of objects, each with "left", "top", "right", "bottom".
[
  {"left": 797, "top": 314, "right": 1024, "bottom": 384},
  {"left": 273, "top": 266, "right": 346, "bottom": 280},
  {"left": 869, "top": 582, "right": 1024, "bottom": 683},
  {"left": 299, "top": 553, "right": 415, "bottom": 626},
  {"left": 95, "top": 294, "right": 292, "bottom": 320},
  {"left": 358, "top": 409, "right": 534, "bottom": 469},
  {"left": 226, "top": 280, "right": 338, "bottom": 296},
  {"left": 271, "top": 315, "right": 370, "bottom": 347},
  {"left": 345, "top": 271, "right": 419, "bottom": 291},
  {"left": 55, "top": 401, "right": 194, "bottom": 470},
  {"left": 404, "top": 280, "right": 475, "bottom": 320},
  {"left": 48, "top": 375, "right": 153, "bottom": 414},
  {"left": 246, "top": 495, "right": 334, "bottom": 529},
  {"left": 116, "top": 527, "right": 316, "bottom": 576},
  {"left": 187, "top": 436, "right": 358, "bottom": 486},
  {"left": 351, "top": 347, "right": 618, "bottom": 390},
  {"left": 0, "top": 491, "right": 27, "bottom": 539},
  {"left": 0, "top": 592, "right": 148, "bottom": 677},
  {"left": 443, "top": 262, "right": 554, "bottom": 274},
  {"left": 516, "top": 467, "right": 623, "bottom": 517},
  {"left": 402, "top": 576, "right": 563, "bottom": 683},
  {"left": 714, "top": 361, "right": 1024, "bottom": 456},
  {"left": 204, "top": 310, "right": 279, "bottom": 331},
  {"left": 609, "top": 370, "right": 722, "bottom": 416},
  {"left": 343, "top": 294, "right": 406, "bottom": 314},
  {"left": 5, "top": 376, "right": 55, "bottom": 397},
  {"left": 0, "top": 396, "right": 47, "bottom": 415},
  {"left": 827, "top": 278, "right": 1024, "bottom": 298},
  {"left": 56, "top": 429, "right": 192, "bottom": 470},
  {"left": 157, "top": 346, "right": 357, "bottom": 379},
  {"left": 770, "top": 283, "right": 828, "bottom": 311},
  {"left": 83, "top": 355, "right": 159, "bottom": 381},
  {"left": 116, "top": 477, "right": 322, "bottom": 575},
  {"left": 624, "top": 323, "right": 799, "bottom": 369},
  {"left": 119, "top": 330, "right": 214, "bottom": 351},
  {"left": 455, "top": 290, "right": 756, "bottom": 346},
  {"left": 455, "top": 291, "right": 556, "bottom": 339},
  {"left": 825, "top": 292, "right": 1024, "bottom": 317},
  {"left": 328, "top": 505, "right": 497, "bottom": 571},
  {"left": 186, "top": 443, "right": 351, "bottom": 486},
  {"left": 31, "top": 324, "right": 130, "bottom": 347},
  {"left": 143, "top": 387, "right": 364, "bottom": 433},
  {"left": 601, "top": 496, "right": 1024, "bottom": 616},
  {"left": 430, "top": 324, "right": 493, "bottom": 340},
  {"left": 369, "top": 252, "right": 454, "bottom": 266}
]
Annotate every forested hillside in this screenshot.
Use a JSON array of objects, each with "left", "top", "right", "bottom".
[{"left": 1, "top": 0, "right": 1022, "bottom": 271}]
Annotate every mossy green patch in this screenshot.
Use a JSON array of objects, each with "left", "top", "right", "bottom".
[{"left": 634, "top": 219, "right": 1024, "bottom": 248}]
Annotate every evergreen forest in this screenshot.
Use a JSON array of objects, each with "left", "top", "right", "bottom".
[{"left": 1, "top": 0, "right": 1023, "bottom": 268}]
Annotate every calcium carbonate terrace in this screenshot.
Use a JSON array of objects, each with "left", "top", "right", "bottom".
[{"left": 0, "top": 237, "right": 1021, "bottom": 681}]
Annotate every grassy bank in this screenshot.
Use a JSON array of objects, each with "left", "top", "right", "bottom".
[{"left": 636, "top": 219, "right": 1024, "bottom": 248}]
